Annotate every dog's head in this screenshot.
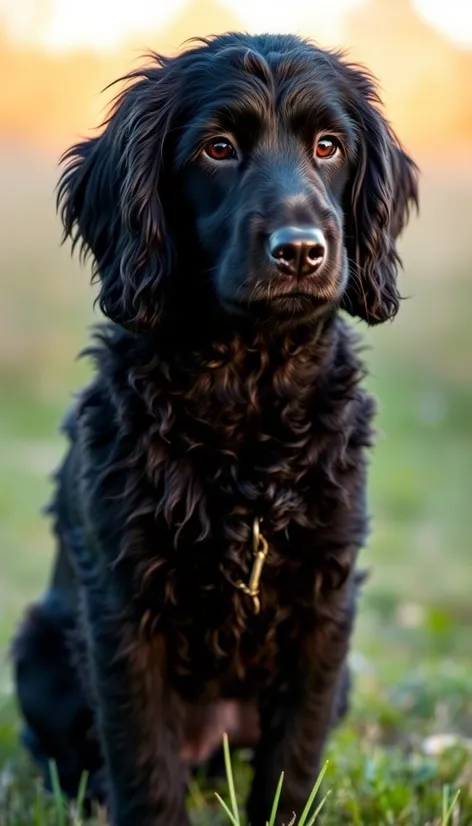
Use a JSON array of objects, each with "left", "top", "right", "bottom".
[{"left": 58, "top": 33, "right": 418, "bottom": 332}]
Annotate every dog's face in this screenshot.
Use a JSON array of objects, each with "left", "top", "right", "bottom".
[
  {"left": 176, "top": 46, "right": 351, "bottom": 326},
  {"left": 58, "top": 34, "right": 418, "bottom": 332}
]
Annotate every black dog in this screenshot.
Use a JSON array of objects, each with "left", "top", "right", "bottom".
[{"left": 11, "top": 33, "right": 418, "bottom": 826}]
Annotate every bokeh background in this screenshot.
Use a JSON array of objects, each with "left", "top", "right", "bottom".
[{"left": 0, "top": 0, "right": 471, "bottom": 818}]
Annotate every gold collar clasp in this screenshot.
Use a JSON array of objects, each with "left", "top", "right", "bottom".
[{"left": 236, "top": 517, "right": 269, "bottom": 614}]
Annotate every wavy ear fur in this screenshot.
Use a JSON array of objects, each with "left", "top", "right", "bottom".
[
  {"left": 340, "top": 63, "right": 419, "bottom": 325},
  {"left": 57, "top": 55, "right": 177, "bottom": 331}
]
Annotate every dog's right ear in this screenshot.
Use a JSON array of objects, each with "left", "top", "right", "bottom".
[{"left": 57, "top": 56, "right": 177, "bottom": 331}]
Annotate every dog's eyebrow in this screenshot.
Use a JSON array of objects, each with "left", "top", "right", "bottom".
[
  {"left": 283, "top": 90, "right": 357, "bottom": 151},
  {"left": 175, "top": 101, "right": 265, "bottom": 165}
]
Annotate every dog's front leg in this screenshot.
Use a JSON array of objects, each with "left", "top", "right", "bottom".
[
  {"left": 246, "top": 581, "right": 355, "bottom": 826},
  {"left": 82, "top": 575, "right": 189, "bottom": 826}
]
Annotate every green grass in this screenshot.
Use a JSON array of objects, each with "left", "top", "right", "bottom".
[
  {"left": 0, "top": 719, "right": 469, "bottom": 824},
  {"left": 0, "top": 150, "right": 471, "bottom": 823}
]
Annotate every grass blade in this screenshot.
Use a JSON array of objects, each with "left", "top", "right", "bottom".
[
  {"left": 442, "top": 786, "right": 460, "bottom": 826},
  {"left": 33, "top": 780, "right": 45, "bottom": 826},
  {"left": 297, "top": 761, "right": 329, "bottom": 826},
  {"left": 48, "top": 761, "right": 65, "bottom": 826},
  {"left": 305, "top": 790, "right": 332, "bottom": 826},
  {"left": 268, "top": 772, "right": 284, "bottom": 826},
  {"left": 443, "top": 785, "right": 450, "bottom": 822},
  {"left": 75, "top": 770, "right": 89, "bottom": 822},
  {"left": 223, "top": 733, "right": 241, "bottom": 826},
  {"left": 215, "top": 792, "right": 240, "bottom": 826}
]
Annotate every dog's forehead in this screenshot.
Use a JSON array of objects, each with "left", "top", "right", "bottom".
[
  {"left": 176, "top": 39, "right": 345, "bottom": 130},
  {"left": 186, "top": 37, "right": 337, "bottom": 94}
]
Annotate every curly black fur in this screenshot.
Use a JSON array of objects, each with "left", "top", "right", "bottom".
[{"left": 11, "top": 33, "right": 418, "bottom": 826}]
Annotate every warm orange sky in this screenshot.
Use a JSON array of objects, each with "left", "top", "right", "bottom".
[
  {"left": 2, "top": 0, "right": 472, "bottom": 51},
  {"left": 1, "top": 0, "right": 471, "bottom": 157}
]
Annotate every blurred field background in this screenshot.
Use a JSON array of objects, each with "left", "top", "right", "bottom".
[{"left": 0, "top": 0, "right": 471, "bottom": 822}]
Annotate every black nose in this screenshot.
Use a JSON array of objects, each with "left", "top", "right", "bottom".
[{"left": 268, "top": 226, "right": 327, "bottom": 277}]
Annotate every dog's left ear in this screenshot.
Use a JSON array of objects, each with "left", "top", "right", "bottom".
[
  {"left": 340, "top": 64, "right": 419, "bottom": 325},
  {"left": 57, "top": 55, "right": 178, "bottom": 331}
]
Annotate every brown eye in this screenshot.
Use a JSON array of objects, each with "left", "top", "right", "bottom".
[
  {"left": 315, "top": 136, "right": 340, "bottom": 160},
  {"left": 204, "top": 139, "right": 237, "bottom": 161}
]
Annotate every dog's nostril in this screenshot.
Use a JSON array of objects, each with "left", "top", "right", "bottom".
[
  {"left": 273, "top": 244, "right": 296, "bottom": 263},
  {"left": 307, "top": 244, "right": 325, "bottom": 263}
]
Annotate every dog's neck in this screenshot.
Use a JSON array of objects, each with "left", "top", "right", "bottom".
[
  {"left": 108, "top": 312, "right": 364, "bottom": 471},
  {"left": 129, "top": 311, "right": 341, "bottom": 412}
]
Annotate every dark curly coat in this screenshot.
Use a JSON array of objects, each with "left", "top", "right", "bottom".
[{"left": 11, "top": 32, "right": 418, "bottom": 826}]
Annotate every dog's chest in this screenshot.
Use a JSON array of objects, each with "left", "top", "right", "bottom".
[
  {"left": 127, "top": 406, "right": 319, "bottom": 692},
  {"left": 141, "top": 407, "right": 318, "bottom": 589},
  {"left": 111, "top": 335, "right": 355, "bottom": 694},
  {"left": 143, "top": 375, "right": 319, "bottom": 534},
  {"left": 136, "top": 436, "right": 322, "bottom": 698}
]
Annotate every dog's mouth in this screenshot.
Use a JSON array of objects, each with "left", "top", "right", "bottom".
[
  {"left": 269, "top": 290, "right": 322, "bottom": 303},
  {"left": 221, "top": 290, "right": 330, "bottom": 324},
  {"left": 263, "top": 292, "right": 325, "bottom": 312}
]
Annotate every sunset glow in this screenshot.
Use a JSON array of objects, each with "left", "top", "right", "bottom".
[
  {"left": 1, "top": 0, "right": 471, "bottom": 52},
  {"left": 1, "top": 0, "right": 471, "bottom": 155}
]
